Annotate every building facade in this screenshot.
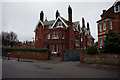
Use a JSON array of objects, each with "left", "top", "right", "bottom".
[
  {"left": 34, "top": 5, "right": 94, "bottom": 54},
  {"left": 97, "top": 1, "right": 120, "bottom": 49}
]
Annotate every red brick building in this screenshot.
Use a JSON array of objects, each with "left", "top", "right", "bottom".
[
  {"left": 97, "top": 1, "right": 120, "bottom": 49},
  {"left": 34, "top": 5, "right": 94, "bottom": 54}
]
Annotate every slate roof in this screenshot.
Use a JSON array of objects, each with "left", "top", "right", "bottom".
[{"left": 43, "top": 20, "right": 55, "bottom": 25}]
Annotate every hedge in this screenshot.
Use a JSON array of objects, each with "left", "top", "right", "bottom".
[{"left": 2, "top": 48, "right": 49, "bottom": 52}]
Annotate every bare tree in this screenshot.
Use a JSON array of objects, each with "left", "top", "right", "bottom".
[{"left": 2, "top": 31, "right": 18, "bottom": 48}]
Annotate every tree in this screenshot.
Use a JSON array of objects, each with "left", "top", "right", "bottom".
[
  {"left": 103, "top": 30, "right": 120, "bottom": 53},
  {"left": 2, "top": 31, "right": 18, "bottom": 47}
]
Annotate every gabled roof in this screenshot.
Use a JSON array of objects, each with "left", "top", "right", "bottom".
[
  {"left": 113, "top": 0, "right": 120, "bottom": 6},
  {"left": 34, "top": 20, "right": 44, "bottom": 32},
  {"left": 51, "top": 16, "right": 69, "bottom": 28}
]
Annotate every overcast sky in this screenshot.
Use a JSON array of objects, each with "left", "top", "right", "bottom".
[{"left": 1, "top": 0, "right": 117, "bottom": 42}]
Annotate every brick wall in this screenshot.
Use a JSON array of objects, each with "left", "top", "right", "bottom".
[{"left": 4, "top": 51, "right": 50, "bottom": 60}]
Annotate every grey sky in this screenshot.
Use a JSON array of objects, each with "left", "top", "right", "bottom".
[{"left": 2, "top": 1, "right": 116, "bottom": 42}]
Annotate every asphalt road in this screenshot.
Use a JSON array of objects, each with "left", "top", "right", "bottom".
[{"left": 2, "top": 57, "right": 120, "bottom": 78}]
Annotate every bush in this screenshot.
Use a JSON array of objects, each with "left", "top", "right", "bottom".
[
  {"left": 103, "top": 30, "right": 120, "bottom": 53},
  {"left": 87, "top": 46, "right": 98, "bottom": 55}
]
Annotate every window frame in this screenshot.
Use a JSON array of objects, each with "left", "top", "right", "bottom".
[
  {"left": 103, "top": 21, "right": 106, "bottom": 31},
  {"left": 109, "top": 21, "right": 112, "bottom": 30},
  {"left": 99, "top": 23, "right": 102, "bottom": 32},
  {"left": 48, "top": 25, "right": 51, "bottom": 29},
  {"left": 62, "top": 32, "right": 64, "bottom": 39},
  {"left": 57, "top": 22, "right": 63, "bottom": 28},
  {"left": 52, "top": 32, "right": 59, "bottom": 39},
  {"left": 47, "top": 34, "right": 50, "bottom": 39}
]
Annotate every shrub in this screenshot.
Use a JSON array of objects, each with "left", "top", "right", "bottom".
[
  {"left": 103, "top": 30, "right": 120, "bottom": 53},
  {"left": 87, "top": 46, "right": 98, "bottom": 55}
]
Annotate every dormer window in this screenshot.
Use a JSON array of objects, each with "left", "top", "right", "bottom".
[
  {"left": 57, "top": 22, "right": 63, "bottom": 28},
  {"left": 114, "top": 5, "right": 120, "bottom": 13}
]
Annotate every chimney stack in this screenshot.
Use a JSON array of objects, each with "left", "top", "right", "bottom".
[
  {"left": 40, "top": 11, "right": 44, "bottom": 21},
  {"left": 56, "top": 10, "right": 60, "bottom": 19},
  {"left": 103, "top": 10, "right": 106, "bottom": 14},
  {"left": 87, "top": 22, "right": 90, "bottom": 30},
  {"left": 68, "top": 5, "right": 72, "bottom": 24},
  {"left": 82, "top": 17, "right": 85, "bottom": 28}
]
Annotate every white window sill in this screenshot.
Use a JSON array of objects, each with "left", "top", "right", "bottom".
[{"left": 56, "top": 26, "right": 63, "bottom": 28}]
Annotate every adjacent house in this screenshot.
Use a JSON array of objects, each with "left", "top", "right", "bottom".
[
  {"left": 97, "top": 1, "right": 120, "bottom": 49},
  {"left": 34, "top": 5, "right": 94, "bottom": 54}
]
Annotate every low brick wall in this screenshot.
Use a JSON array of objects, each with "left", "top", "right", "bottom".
[
  {"left": 4, "top": 51, "right": 50, "bottom": 60},
  {"left": 61, "top": 49, "right": 85, "bottom": 62},
  {"left": 83, "top": 54, "right": 120, "bottom": 65}
]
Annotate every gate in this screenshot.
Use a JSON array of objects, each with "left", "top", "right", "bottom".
[{"left": 63, "top": 49, "right": 80, "bottom": 61}]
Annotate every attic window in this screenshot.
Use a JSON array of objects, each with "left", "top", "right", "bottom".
[
  {"left": 48, "top": 25, "right": 51, "bottom": 29},
  {"left": 114, "top": 5, "right": 120, "bottom": 13},
  {"left": 57, "top": 22, "right": 63, "bottom": 28}
]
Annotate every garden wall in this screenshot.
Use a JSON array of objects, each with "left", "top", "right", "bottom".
[
  {"left": 3, "top": 48, "right": 50, "bottom": 60},
  {"left": 4, "top": 51, "right": 50, "bottom": 60},
  {"left": 83, "top": 54, "right": 120, "bottom": 65}
]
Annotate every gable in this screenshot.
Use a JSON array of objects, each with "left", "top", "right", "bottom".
[
  {"left": 51, "top": 16, "right": 68, "bottom": 29},
  {"left": 34, "top": 20, "right": 44, "bottom": 32},
  {"left": 52, "top": 19, "right": 67, "bottom": 29}
]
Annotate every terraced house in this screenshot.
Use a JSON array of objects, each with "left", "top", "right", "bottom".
[
  {"left": 97, "top": 1, "right": 120, "bottom": 49},
  {"left": 34, "top": 5, "right": 94, "bottom": 54}
]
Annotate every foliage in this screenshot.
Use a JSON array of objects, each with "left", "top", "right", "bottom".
[
  {"left": 2, "top": 48, "right": 49, "bottom": 52},
  {"left": 103, "top": 30, "right": 120, "bottom": 53},
  {"left": 2, "top": 31, "right": 18, "bottom": 47},
  {"left": 87, "top": 46, "right": 98, "bottom": 55}
]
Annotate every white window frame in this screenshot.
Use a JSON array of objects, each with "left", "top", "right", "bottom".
[
  {"left": 52, "top": 32, "right": 59, "bottom": 39},
  {"left": 114, "top": 5, "right": 120, "bottom": 13},
  {"left": 56, "top": 22, "right": 63, "bottom": 28},
  {"left": 100, "top": 38, "right": 103, "bottom": 48},
  {"left": 99, "top": 23, "right": 102, "bottom": 32},
  {"left": 48, "top": 25, "right": 51, "bottom": 29},
  {"left": 75, "top": 40, "right": 79, "bottom": 46},
  {"left": 47, "top": 34, "right": 50, "bottom": 39},
  {"left": 109, "top": 21, "right": 112, "bottom": 30},
  {"left": 103, "top": 22, "right": 106, "bottom": 31},
  {"left": 81, "top": 38, "right": 83, "bottom": 42}
]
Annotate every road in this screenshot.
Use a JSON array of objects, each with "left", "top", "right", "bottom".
[{"left": 2, "top": 57, "right": 120, "bottom": 78}]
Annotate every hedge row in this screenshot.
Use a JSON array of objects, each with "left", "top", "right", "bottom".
[{"left": 2, "top": 48, "right": 49, "bottom": 52}]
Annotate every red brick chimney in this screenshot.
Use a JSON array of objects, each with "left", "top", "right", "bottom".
[
  {"left": 87, "top": 22, "right": 89, "bottom": 30},
  {"left": 40, "top": 11, "right": 44, "bottom": 21},
  {"left": 56, "top": 10, "right": 60, "bottom": 19},
  {"left": 68, "top": 5, "right": 72, "bottom": 25},
  {"left": 68, "top": 5, "right": 74, "bottom": 49},
  {"left": 82, "top": 17, "right": 85, "bottom": 28}
]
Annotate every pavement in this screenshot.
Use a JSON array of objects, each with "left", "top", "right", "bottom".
[{"left": 1, "top": 56, "right": 120, "bottom": 78}]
